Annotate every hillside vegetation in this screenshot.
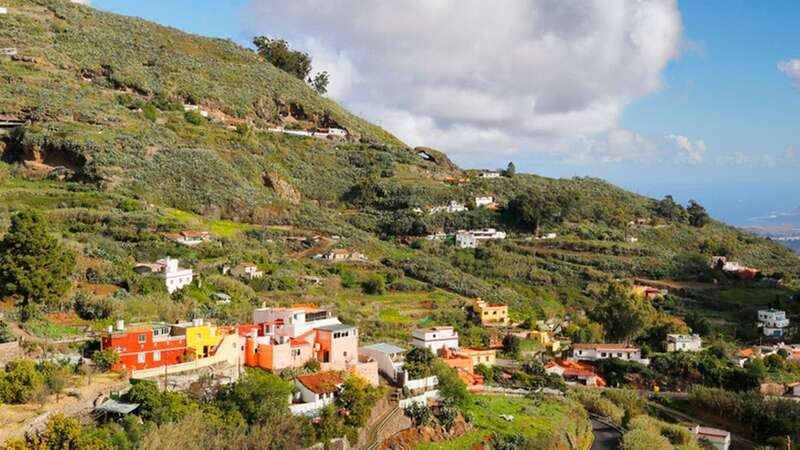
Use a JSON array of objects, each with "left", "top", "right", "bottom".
[{"left": 0, "top": 0, "right": 798, "bottom": 346}]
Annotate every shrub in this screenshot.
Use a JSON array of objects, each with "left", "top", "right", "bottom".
[
  {"left": 91, "top": 348, "right": 120, "bottom": 372},
  {"left": 361, "top": 273, "right": 386, "bottom": 295},
  {"left": 0, "top": 360, "right": 44, "bottom": 404},
  {"left": 142, "top": 103, "right": 157, "bottom": 122},
  {"left": 0, "top": 320, "right": 15, "bottom": 344},
  {"left": 184, "top": 110, "right": 204, "bottom": 125},
  {"left": 404, "top": 402, "right": 432, "bottom": 427},
  {"left": 620, "top": 429, "right": 672, "bottom": 450},
  {"left": 568, "top": 390, "right": 624, "bottom": 424}
]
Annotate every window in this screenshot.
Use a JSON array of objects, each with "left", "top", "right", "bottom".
[
  {"left": 291, "top": 349, "right": 301, "bottom": 357},
  {"left": 601, "top": 352, "right": 607, "bottom": 358},
  {"left": 153, "top": 351, "right": 161, "bottom": 361},
  {"left": 138, "top": 334, "right": 146, "bottom": 343},
  {"left": 137, "top": 353, "right": 145, "bottom": 363}
]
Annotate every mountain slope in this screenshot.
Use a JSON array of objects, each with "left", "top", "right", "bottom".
[{"left": 0, "top": 0, "right": 798, "bottom": 339}]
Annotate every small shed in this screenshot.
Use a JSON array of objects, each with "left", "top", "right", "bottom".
[
  {"left": 0, "top": 7, "right": 8, "bottom": 15},
  {"left": 94, "top": 399, "right": 139, "bottom": 419}
]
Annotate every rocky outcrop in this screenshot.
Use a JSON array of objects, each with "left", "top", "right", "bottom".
[
  {"left": 262, "top": 171, "right": 301, "bottom": 204},
  {"left": 379, "top": 415, "right": 473, "bottom": 450},
  {"left": 413, "top": 146, "right": 461, "bottom": 172}
]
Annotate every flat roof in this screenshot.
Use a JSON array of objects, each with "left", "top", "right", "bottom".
[
  {"left": 361, "top": 343, "right": 405, "bottom": 354},
  {"left": 316, "top": 323, "right": 356, "bottom": 332},
  {"left": 95, "top": 399, "right": 139, "bottom": 415}
]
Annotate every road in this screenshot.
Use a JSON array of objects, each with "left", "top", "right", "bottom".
[{"left": 590, "top": 419, "right": 621, "bottom": 450}]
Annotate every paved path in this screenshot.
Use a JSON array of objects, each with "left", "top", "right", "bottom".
[{"left": 590, "top": 419, "right": 621, "bottom": 450}]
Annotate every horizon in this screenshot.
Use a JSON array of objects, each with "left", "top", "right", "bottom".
[{"left": 89, "top": 0, "right": 800, "bottom": 228}]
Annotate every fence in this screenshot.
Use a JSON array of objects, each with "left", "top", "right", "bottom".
[
  {"left": 399, "top": 390, "right": 440, "bottom": 409},
  {"left": 404, "top": 375, "right": 438, "bottom": 390}
]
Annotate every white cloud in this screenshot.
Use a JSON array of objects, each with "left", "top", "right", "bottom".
[
  {"left": 668, "top": 134, "right": 706, "bottom": 165},
  {"left": 778, "top": 59, "right": 800, "bottom": 87},
  {"left": 242, "top": 0, "right": 683, "bottom": 162}
]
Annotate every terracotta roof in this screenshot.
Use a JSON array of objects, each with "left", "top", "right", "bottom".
[
  {"left": 238, "top": 262, "right": 257, "bottom": 267},
  {"left": 737, "top": 348, "right": 755, "bottom": 357},
  {"left": 291, "top": 303, "right": 321, "bottom": 311},
  {"left": 572, "top": 343, "right": 639, "bottom": 351},
  {"left": 296, "top": 371, "right": 345, "bottom": 395},
  {"left": 787, "top": 381, "right": 800, "bottom": 388}
]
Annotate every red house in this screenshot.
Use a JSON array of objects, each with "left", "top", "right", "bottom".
[{"left": 101, "top": 322, "right": 188, "bottom": 372}]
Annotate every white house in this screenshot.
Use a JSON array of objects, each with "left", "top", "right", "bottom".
[
  {"left": 688, "top": 425, "right": 730, "bottom": 450},
  {"left": 0, "top": 7, "right": 7, "bottom": 15},
  {"left": 429, "top": 201, "right": 467, "bottom": 215},
  {"left": 0, "top": 48, "right": 17, "bottom": 56},
  {"left": 572, "top": 343, "right": 649, "bottom": 365},
  {"left": 291, "top": 371, "right": 344, "bottom": 416},
  {"left": 758, "top": 309, "right": 789, "bottom": 337},
  {"left": 456, "top": 228, "right": 507, "bottom": 248},
  {"left": 360, "top": 343, "right": 406, "bottom": 382},
  {"left": 230, "top": 262, "right": 263, "bottom": 280},
  {"left": 625, "top": 236, "right": 639, "bottom": 243},
  {"left": 666, "top": 334, "right": 702, "bottom": 352},
  {"left": 474, "top": 195, "right": 496, "bottom": 208},
  {"left": 412, "top": 327, "right": 459, "bottom": 354},
  {"left": 327, "top": 128, "right": 347, "bottom": 137},
  {"left": 162, "top": 257, "right": 193, "bottom": 293},
  {"left": 321, "top": 249, "right": 367, "bottom": 262},
  {"left": 478, "top": 171, "right": 500, "bottom": 179},
  {"left": 455, "top": 232, "right": 478, "bottom": 249}
]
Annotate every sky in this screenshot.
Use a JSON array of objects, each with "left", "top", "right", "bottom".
[{"left": 89, "top": 0, "right": 800, "bottom": 227}]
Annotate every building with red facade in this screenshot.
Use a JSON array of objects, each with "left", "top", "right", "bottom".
[{"left": 101, "top": 322, "right": 187, "bottom": 372}]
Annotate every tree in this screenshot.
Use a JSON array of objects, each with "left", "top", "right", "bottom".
[
  {"left": 0, "top": 360, "right": 44, "bottom": 404},
  {"left": 361, "top": 273, "right": 386, "bottom": 295},
  {"left": 309, "top": 71, "right": 330, "bottom": 95},
  {"left": 215, "top": 370, "right": 292, "bottom": 425},
  {"left": 656, "top": 195, "right": 688, "bottom": 223},
  {"left": 335, "top": 376, "right": 377, "bottom": 429},
  {"left": 433, "top": 362, "right": 467, "bottom": 406},
  {"left": 314, "top": 404, "right": 345, "bottom": 446},
  {"left": 590, "top": 282, "right": 656, "bottom": 344},
  {"left": 685, "top": 311, "right": 711, "bottom": 336},
  {"left": 253, "top": 36, "right": 312, "bottom": 80},
  {"left": 504, "top": 162, "right": 516, "bottom": 178},
  {"left": 502, "top": 334, "right": 521, "bottom": 357},
  {"left": 404, "top": 347, "right": 435, "bottom": 379},
  {"left": 505, "top": 188, "right": 560, "bottom": 234},
  {"left": 0, "top": 210, "right": 76, "bottom": 320},
  {"left": 91, "top": 348, "right": 120, "bottom": 372},
  {"left": 687, "top": 200, "right": 710, "bottom": 228}
]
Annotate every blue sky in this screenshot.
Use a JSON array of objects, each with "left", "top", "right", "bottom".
[{"left": 90, "top": 1, "right": 800, "bottom": 226}]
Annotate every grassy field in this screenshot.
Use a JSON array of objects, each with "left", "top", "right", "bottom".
[{"left": 415, "top": 394, "right": 593, "bottom": 450}]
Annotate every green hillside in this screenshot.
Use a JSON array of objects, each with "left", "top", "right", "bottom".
[{"left": 1, "top": 0, "right": 799, "bottom": 348}]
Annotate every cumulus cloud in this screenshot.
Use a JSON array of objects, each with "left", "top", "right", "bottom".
[
  {"left": 668, "top": 134, "right": 706, "bottom": 165},
  {"left": 242, "top": 0, "right": 683, "bottom": 161},
  {"left": 778, "top": 59, "right": 800, "bottom": 87}
]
